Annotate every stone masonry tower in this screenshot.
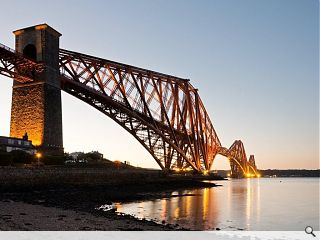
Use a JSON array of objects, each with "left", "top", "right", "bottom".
[{"left": 10, "top": 24, "right": 63, "bottom": 155}]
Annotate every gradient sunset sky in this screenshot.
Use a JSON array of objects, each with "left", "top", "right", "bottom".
[{"left": 0, "top": 0, "right": 318, "bottom": 170}]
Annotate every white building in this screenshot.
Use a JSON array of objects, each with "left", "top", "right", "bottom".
[{"left": 0, "top": 135, "right": 35, "bottom": 154}]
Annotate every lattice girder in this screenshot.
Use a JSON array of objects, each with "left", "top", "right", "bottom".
[
  {"left": 217, "top": 140, "right": 258, "bottom": 177},
  {"left": 58, "top": 48, "right": 221, "bottom": 172}
]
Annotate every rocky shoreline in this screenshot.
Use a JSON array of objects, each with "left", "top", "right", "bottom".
[
  {"left": 0, "top": 200, "right": 176, "bottom": 231},
  {"left": 0, "top": 166, "right": 225, "bottom": 230}
]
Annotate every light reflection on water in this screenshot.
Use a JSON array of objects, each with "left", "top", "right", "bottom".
[{"left": 114, "top": 178, "right": 319, "bottom": 230}]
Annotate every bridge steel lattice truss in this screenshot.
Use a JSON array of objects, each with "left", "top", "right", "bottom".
[{"left": 0, "top": 43, "right": 258, "bottom": 177}]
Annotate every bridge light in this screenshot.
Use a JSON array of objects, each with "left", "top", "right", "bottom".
[
  {"left": 203, "top": 170, "right": 209, "bottom": 175},
  {"left": 227, "top": 173, "right": 231, "bottom": 177},
  {"left": 246, "top": 173, "right": 251, "bottom": 178},
  {"left": 35, "top": 152, "right": 42, "bottom": 166},
  {"left": 181, "top": 168, "right": 192, "bottom": 172},
  {"left": 257, "top": 174, "right": 261, "bottom": 178}
]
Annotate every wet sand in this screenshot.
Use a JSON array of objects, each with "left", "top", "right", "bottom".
[{"left": 0, "top": 200, "right": 174, "bottom": 230}]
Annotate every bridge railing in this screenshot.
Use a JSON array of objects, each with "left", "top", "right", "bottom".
[{"left": 0, "top": 43, "right": 15, "bottom": 53}]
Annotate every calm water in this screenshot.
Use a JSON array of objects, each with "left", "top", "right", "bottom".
[{"left": 115, "top": 178, "right": 319, "bottom": 230}]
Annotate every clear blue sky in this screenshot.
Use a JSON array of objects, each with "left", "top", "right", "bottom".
[{"left": 0, "top": 0, "right": 318, "bottom": 169}]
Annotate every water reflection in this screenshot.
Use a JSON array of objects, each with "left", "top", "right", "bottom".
[
  {"left": 246, "top": 178, "right": 251, "bottom": 225},
  {"left": 257, "top": 178, "right": 260, "bottom": 223},
  {"left": 114, "top": 178, "right": 319, "bottom": 230}
]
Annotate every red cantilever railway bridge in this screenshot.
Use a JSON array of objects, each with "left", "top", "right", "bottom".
[{"left": 0, "top": 39, "right": 259, "bottom": 178}]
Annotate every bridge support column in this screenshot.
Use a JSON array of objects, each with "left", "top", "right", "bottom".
[{"left": 10, "top": 24, "right": 63, "bottom": 155}]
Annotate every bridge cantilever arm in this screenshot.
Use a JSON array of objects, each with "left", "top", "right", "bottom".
[{"left": 60, "top": 74, "right": 199, "bottom": 171}]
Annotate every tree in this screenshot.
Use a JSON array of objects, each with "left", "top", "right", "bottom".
[
  {"left": 0, "top": 152, "right": 13, "bottom": 166},
  {"left": 77, "top": 151, "right": 103, "bottom": 163},
  {"left": 11, "top": 150, "right": 32, "bottom": 164}
]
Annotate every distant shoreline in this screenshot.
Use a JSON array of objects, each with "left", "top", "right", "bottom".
[
  {"left": 216, "top": 169, "right": 319, "bottom": 178},
  {"left": 259, "top": 169, "right": 319, "bottom": 178}
]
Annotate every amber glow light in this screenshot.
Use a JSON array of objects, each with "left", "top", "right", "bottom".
[{"left": 35, "top": 152, "right": 42, "bottom": 166}]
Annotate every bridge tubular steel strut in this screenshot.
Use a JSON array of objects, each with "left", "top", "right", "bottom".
[
  {"left": 58, "top": 48, "right": 221, "bottom": 173},
  {"left": 0, "top": 43, "right": 44, "bottom": 83}
]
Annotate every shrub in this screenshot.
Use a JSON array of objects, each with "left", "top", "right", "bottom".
[
  {"left": 11, "top": 150, "right": 33, "bottom": 164},
  {"left": 42, "top": 155, "right": 65, "bottom": 165},
  {"left": 0, "top": 152, "right": 13, "bottom": 166},
  {"left": 77, "top": 152, "right": 103, "bottom": 163}
]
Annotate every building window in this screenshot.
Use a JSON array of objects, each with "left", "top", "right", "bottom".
[
  {"left": 18, "top": 140, "right": 21, "bottom": 145},
  {"left": 8, "top": 139, "right": 14, "bottom": 144}
]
